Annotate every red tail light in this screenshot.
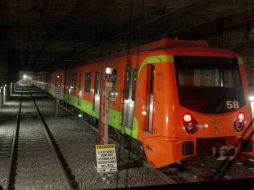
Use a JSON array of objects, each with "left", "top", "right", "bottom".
[
  {"left": 183, "top": 113, "right": 198, "bottom": 134},
  {"left": 238, "top": 113, "right": 245, "bottom": 121},
  {"left": 234, "top": 112, "right": 245, "bottom": 132}
]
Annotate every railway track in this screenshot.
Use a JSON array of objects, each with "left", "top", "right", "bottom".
[
  {"left": 158, "top": 154, "right": 254, "bottom": 184},
  {"left": 159, "top": 158, "right": 227, "bottom": 183},
  {"left": 0, "top": 88, "right": 22, "bottom": 190},
  {"left": 2, "top": 88, "right": 77, "bottom": 190}
]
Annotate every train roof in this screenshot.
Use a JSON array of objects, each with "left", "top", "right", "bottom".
[
  {"left": 53, "top": 38, "right": 239, "bottom": 73},
  {"left": 91, "top": 38, "right": 208, "bottom": 60},
  {"left": 132, "top": 37, "right": 208, "bottom": 51},
  {"left": 166, "top": 46, "right": 239, "bottom": 57},
  {"left": 88, "top": 38, "right": 238, "bottom": 62}
]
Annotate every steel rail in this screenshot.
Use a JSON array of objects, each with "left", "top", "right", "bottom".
[
  {"left": 6, "top": 87, "right": 22, "bottom": 190},
  {"left": 210, "top": 119, "right": 254, "bottom": 181},
  {"left": 32, "top": 95, "right": 75, "bottom": 190}
]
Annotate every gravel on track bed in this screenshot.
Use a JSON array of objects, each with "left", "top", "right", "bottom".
[{"left": 36, "top": 98, "right": 169, "bottom": 189}]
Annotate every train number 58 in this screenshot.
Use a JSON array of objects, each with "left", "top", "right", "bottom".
[{"left": 226, "top": 101, "right": 240, "bottom": 109}]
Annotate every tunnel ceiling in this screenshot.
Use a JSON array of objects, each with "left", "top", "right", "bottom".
[{"left": 1, "top": 0, "right": 254, "bottom": 72}]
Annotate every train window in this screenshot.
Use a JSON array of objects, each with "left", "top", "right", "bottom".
[
  {"left": 94, "top": 72, "right": 101, "bottom": 113},
  {"left": 124, "top": 69, "right": 130, "bottom": 100},
  {"left": 109, "top": 69, "right": 117, "bottom": 98},
  {"left": 78, "top": 73, "right": 82, "bottom": 105},
  {"left": 175, "top": 56, "right": 245, "bottom": 114},
  {"left": 124, "top": 68, "right": 136, "bottom": 101},
  {"left": 95, "top": 72, "right": 101, "bottom": 94},
  {"left": 67, "top": 73, "right": 70, "bottom": 88},
  {"left": 150, "top": 66, "right": 155, "bottom": 95},
  {"left": 147, "top": 65, "right": 155, "bottom": 133},
  {"left": 132, "top": 69, "right": 137, "bottom": 101},
  {"left": 85, "top": 72, "right": 92, "bottom": 92},
  {"left": 71, "top": 73, "right": 77, "bottom": 89},
  {"left": 123, "top": 67, "right": 136, "bottom": 128},
  {"left": 79, "top": 73, "right": 82, "bottom": 91}
]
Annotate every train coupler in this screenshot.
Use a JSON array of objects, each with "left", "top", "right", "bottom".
[{"left": 212, "top": 146, "right": 237, "bottom": 160}]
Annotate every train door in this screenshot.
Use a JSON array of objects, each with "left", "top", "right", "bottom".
[
  {"left": 93, "top": 72, "right": 101, "bottom": 113},
  {"left": 68, "top": 73, "right": 71, "bottom": 101},
  {"left": 78, "top": 73, "right": 82, "bottom": 105},
  {"left": 123, "top": 67, "right": 137, "bottom": 128},
  {"left": 143, "top": 65, "right": 155, "bottom": 133},
  {"left": 70, "top": 73, "right": 77, "bottom": 98}
]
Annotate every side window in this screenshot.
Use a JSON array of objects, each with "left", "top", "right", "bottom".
[
  {"left": 109, "top": 69, "right": 117, "bottom": 98},
  {"left": 79, "top": 73, "right": 82, "bottom": 91},
  {"left": 68, "top": 73, "right": 71, "bottom": 88},
  {"left": 95, "top": 72, "right": 101, "bottom": 94},
  {"left": 124, "top": 67, "right": 136, "bottom": 101},
  {"left": 85, "top": 72, "right": 92, "bottom": 92},
  {"left": 144, "top": 64, "right": 155, "bottom": 133},
  {"left": 71, "top": 73, "right": 77, "bottom": 89}
]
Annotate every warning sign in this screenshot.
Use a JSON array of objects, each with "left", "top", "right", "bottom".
[{"left": 96, "top": 144, "right": 117, "bottom": 173}]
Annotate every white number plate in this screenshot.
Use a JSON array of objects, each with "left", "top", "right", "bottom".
[{"left": 226, "top": 101, "right": 240, "bottom": 109}]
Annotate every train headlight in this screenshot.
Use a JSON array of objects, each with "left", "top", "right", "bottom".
[
  {"left": 183, "top": 113, "right": 198, "bottom": 134},
  {"left": 234, "top": 112, "right": 245, "bottom": 132},
  {"left": 141, "top": 110, "right": 147, "bottom": 116},
  {"left": 184, "top": 114, "right": 192, "bottom": 122}
]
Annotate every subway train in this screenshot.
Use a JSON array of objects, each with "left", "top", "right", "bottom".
[{"left": 33, "top": 38, "right": 254, "bottom": 168}]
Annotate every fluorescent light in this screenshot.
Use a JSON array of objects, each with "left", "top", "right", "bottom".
[{"left": 105, "top": 67, "right": 113, "bottom": 75}]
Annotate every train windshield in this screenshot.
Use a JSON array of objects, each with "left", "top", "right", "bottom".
[{"left": 175, "top": 56, "right": 245, "bottom": 114}]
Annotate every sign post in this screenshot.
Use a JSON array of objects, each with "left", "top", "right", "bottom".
[
  {"left": 103, "top": 74, "right": 110, "bottom": 144},
  {"left": 98, "top": 76, "right": 105, "bottom": 144},
  {"left": 98, "top": 67, "right": 112, "bottom": 144}
]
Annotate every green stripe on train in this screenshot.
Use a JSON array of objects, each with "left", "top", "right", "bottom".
[
  {"left": 63, "top": 94, "right": 138, "bottom": 138},
  {"left": 137, "top": 55, "right": 173, "bottom": 79},
  {"left": 48, "top": 87, "right": 54, "bottom": 95},
  {"left": 238, "top": 57, "right": 244, "bottom": 65},
  {"left": 47, "top": 87, "right": 64, "bottom": 100}
]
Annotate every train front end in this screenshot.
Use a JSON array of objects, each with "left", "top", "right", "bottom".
[
  {"left": 142, "top": 47, "right": 253, "bottom": 168},
  {"left": 173, "top": 54, "right": 253, "bottom": 161}
]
